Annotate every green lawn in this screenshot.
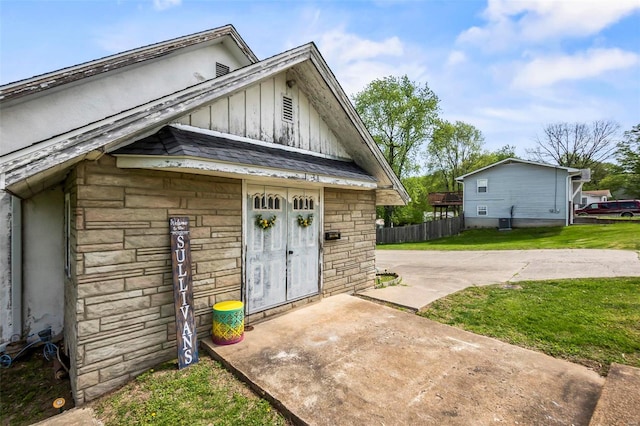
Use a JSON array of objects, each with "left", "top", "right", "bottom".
[
  {"left": 92, "top": 356, "right": 289, "bottom": 426},
  {"left": 419, "top": 277, "right": 640, "bottom": 375},
  {"left": 377, "top": 223, "right": 640, "bottom": 251}
]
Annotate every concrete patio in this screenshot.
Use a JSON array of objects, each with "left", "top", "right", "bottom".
[{"left": 202, "top": 294, "right": 606, "bottom": 425}]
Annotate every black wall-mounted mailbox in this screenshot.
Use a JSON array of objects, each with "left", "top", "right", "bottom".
[{"left": 325, "top": 231, "right": 341, "bottom": 241}]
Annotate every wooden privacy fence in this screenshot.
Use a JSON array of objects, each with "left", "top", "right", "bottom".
[{"left": 376, "top": 216, "right": 464, "bottom": 244}]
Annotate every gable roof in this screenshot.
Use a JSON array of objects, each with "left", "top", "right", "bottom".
[
  {"left": 0, "top": 25, "right": 257, "bottom": 103},
  {"left": 455, "top": 158, "right": 582, "bottom": 181},
  {"left": 0, "top": 26, "right": 408, "bottom": 205}
]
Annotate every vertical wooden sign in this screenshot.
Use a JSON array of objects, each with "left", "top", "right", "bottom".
[{"left": 169, "top": 217, "right": 199, "bottom": 369}]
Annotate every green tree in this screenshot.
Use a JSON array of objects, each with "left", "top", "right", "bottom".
[
  {"left": 391, "top": 174, "right": 443, "bottom": 225},
  {"left": 470, "top": 145, "right": 517, "bottom": 170},
  {"left": 582, "top": 162, "right": 621, "bottom": 191},
  {"left": 615, "top": 124, "right": 640, "bottom": 198},
  {"left": 427, "top": 120, "right": 484, "bottom": 190},
  {"left": 353, "top": 75, "right": 440, "bottom": 226}
]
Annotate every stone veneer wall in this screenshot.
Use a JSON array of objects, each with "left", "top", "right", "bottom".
[
  {"left": 63, "top": 156, "right": 376, "bottom": 403},
  {"left": 66, "top": 155, "right": 242, "bottom": 404},
  {"left": 323, "top": 188, "right": 376, "bottom": 296}
]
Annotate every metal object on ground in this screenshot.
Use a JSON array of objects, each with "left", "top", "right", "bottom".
[
  {"left": 53, "top": 397, "right": 65, "bottom": 413},
  {"left": 212, "top": 301, "right": 244, "bottom": 345}
]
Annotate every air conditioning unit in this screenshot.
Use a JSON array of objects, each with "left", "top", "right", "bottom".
[
  {"left": 498, "top": 217, "right": 512, "bottom": 231},
  {"left": 580, "top": 169, "right": 591, "bottom": 182}
]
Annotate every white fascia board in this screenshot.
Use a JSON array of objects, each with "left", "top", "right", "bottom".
[{"left": 115, "top": 156, "right": 378, "bottom": 190}]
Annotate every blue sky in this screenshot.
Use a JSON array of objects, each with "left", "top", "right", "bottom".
[{"left": 1, "top": 0, "right": 639, "bottom": 157}]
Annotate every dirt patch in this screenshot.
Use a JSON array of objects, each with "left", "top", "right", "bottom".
[{"left": 0, "top": 348, "right": 74, "bottom": 425}]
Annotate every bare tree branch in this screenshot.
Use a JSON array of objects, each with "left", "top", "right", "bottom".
[{"left": 527, "top": 120, "right": 620, "bottom": 169}]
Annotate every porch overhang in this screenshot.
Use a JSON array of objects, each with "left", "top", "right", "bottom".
[
  {"left": 112, "top": 125, "right": 380, "bottom": 193},
  {"left": 115, "top": 156, "right": 378, "bottom": 190}
]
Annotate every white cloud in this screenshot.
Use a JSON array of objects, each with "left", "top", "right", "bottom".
[
  {"left": 518, "top": 0, "right": 640, "bottom": 42},
  {"left": 512, "top": 48, "right": 640, "bottom": 89},
  {"left": 314, "top": 28, "right": 427, "bottom": 95},
  {"left": 318, "top": 29, "right": 403, "bottom": 64},
  {"left": 153, "top": 0, "right": 181, "bottom": 11},
  {"left": 446, "top": 50, "right": 467, "bottom": 67},
  {"left": 458, "top": 0, "right": 640, "bottom": 49}
]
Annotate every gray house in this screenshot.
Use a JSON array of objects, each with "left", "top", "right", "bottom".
[{"left": 456, "top": 158, "right": 587, "bottom": 228}]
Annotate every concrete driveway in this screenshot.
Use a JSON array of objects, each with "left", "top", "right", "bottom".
[{"left": 361, "top": 249, "right": 640, "bottom": 310}]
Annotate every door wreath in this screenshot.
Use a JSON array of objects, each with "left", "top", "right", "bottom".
[
  {"left": 255, "top": 214, "right": 276, "bottom": 230},
  {"left": 297, "top": 214, "right": 313, "bottom": 227}
]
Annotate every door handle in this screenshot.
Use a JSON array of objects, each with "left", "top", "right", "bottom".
[{"left": 288, "top": 250, "right": 293, "bottom": 254}]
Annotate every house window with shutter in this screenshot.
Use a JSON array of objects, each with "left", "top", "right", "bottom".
[
  {"left": 477, "top": 179, "right": 488, "bottom": 193},
  {"left": 477, "top": 205, "right": 488, "bottom": 216}
]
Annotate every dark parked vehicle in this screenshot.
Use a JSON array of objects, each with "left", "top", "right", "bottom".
[{"left": 575, "top": 200, "right": 640, "bottom": 217}]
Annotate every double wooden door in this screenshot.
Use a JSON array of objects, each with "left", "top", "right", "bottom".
[{"left": 245, "top": 185, "right": 320, "bottom": 314}]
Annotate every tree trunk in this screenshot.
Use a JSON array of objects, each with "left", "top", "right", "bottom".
[{"left": 384, "top": 205, "right": 395, "bottom": 227}]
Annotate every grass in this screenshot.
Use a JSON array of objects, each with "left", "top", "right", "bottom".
[
  {"left": 377, "top": 223, "right": 640, "bottom": 251},
  {"left": 92, "top": 356, "right": 289, "bottom": 426},
  {"left": 0, "top": 350, "right": 75, "bottom": 425},
  {"left": 419, "top": 277, "right": 640, "bottom": 375}
]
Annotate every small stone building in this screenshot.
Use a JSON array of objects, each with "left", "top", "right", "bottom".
[{"left": 0, "top": 25, "right": 408, "bottom": 403}]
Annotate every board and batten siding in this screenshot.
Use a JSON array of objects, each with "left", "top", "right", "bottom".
[
  {"left": 176, "top": 72, "right": 350, "bottom": 159},
  {"left": 464, "top": 163, "right": 568, "bottom": 227}
]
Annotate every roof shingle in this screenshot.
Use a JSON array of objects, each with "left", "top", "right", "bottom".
[{"left": 112, "top": 126, "right": 376, "bottom": 182}]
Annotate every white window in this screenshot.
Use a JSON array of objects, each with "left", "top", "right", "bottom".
[
  {"left": 292, "top": 195, "right": 315, "bottom": 211},
  {"left": 477, "top": 205, "right": 488, "bottom": 216},
  {"left": 477, "top": 179, "right": 488, "bottom": 193},
  {"left": 252, "top": 193, "right": 282, "bottom": 211}
]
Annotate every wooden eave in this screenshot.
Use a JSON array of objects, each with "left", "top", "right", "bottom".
[
  {"left": 116, "top": 155, "right": 378, "bottom": 191},
  {"left": 0, "top": 25, "right": 257, "bottom": 103},
  {"left": 1, "top": 42, "right": 408, "bottom": 206}
]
